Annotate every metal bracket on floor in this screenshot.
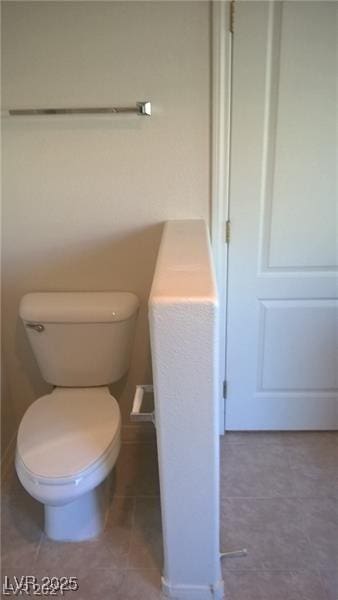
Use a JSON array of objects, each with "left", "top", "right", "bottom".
[{"left": 130, "top": 384, "right": 156, "bottom": 426}]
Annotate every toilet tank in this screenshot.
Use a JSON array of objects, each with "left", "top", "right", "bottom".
[{"left": 19, "top": 292, "right": 139, "bottom": 387}]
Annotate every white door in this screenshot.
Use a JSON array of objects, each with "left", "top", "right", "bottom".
[{"left": 226, "top": 1, "right": 338, "bottom": 429}]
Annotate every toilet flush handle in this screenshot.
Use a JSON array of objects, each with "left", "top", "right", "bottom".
[{"left": 26, "top": 323, "right": 45, "bottom": 333}]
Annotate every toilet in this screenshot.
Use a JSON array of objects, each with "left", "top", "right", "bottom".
[{"left": 16, "top": 291, "right": 139, "bottom": 542}]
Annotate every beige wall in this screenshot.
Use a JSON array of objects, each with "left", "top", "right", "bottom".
[{"left": 1, "top": 1, "right": 211, "bottom": 455}]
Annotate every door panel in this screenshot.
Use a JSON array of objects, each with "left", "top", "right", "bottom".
[
  {"left": 226, "top": 1, "right": 337, "bottom": 429},
  {"left": 259, "top": 300, "right": 337, "bottom": 391},
  {"left": 267, "top": 3, "right": 336, "bottom": 270}
]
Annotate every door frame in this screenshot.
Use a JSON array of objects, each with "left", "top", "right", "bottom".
[{"left": 211, "top": 0, "right": 232, "bottom": 432}]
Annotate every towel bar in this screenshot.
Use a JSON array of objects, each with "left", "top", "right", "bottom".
[{"left": 7, "top": 101, "right": 151, "bottom": 117}]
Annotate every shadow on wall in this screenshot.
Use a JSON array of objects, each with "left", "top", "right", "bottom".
[
  {"left": 1, "top": 345, "right": 16, "bottom": 457},
  {"left": 9, "top": 223, "right": 163, "bottom": 294},
  {"left": 4, "top": 223, "right": 163, "bottom": 439}
]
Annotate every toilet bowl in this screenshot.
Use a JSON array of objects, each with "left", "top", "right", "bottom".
[
  {"left": 16, "top": 387, "right": 121, "bottom": 541},
  {"left": 16, "top": 291, "right": 139, "bottom": 541}
]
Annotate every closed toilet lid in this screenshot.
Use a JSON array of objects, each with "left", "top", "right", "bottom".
[{"left": 17, "top": 387, "right": 121, "bottom": 480}]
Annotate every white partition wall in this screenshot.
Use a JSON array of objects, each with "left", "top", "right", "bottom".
[{"left": 148, "top": 220, "right": 223, "bottom": 600}]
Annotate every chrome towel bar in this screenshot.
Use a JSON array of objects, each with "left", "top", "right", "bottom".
[{"left": 7, "top": 101, "right": 151, "bottom": 117}]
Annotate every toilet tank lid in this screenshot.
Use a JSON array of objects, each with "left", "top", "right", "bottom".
[{"left": 19, "top": 292, "right": 139, "bottom": 323}]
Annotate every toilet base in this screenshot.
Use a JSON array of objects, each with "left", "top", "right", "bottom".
[{"left": 44, "top": 479, "right": 110, "bottom": 542}]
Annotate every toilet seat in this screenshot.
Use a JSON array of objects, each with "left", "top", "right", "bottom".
[
  {"left": 16, "top": 387, "right": 121, "bottom": 506},
  {"left": 16, "top": 387, "right": 121, "bottom": 483}
]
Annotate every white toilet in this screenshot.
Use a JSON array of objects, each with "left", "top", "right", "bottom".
[{"left": 16, "top": 291, "right": 139, "bottom": 542}]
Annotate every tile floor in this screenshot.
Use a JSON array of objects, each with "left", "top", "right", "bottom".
[{"left": 1, "top": 427, "right": 337, "bottom": 599}]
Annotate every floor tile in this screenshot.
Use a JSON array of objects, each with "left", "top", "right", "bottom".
[
  {"left": 221, "top": 432, "right": 286, "bottom": 447},
  {"left": 285, "top": 437, "right": 338, "bottom": 470},
  {"left": 332, "top": 473, "right": 338, "bottom": 498},
  {"left": 35, "top": 496, "right": 135, "bottom": 571},
  {"left": 114, "top": 442, "right": 160, "bottom": 497},
  {"left": 300, "top": 497, "right": 338, "bottom": 570},
  {"left": 284, "top": 436, "right": 338, "bottom": 498},
  {"left": 288, "top": 464, "right": 337, "bottom": 499},
  {"left": 320, "top": 569, "right": 338, "bottom": 600},
  {"left": 117, "top": 568, "right": 162, "bottom": 600},
  {"left": 1, "top": 467, "right": 31, "bottom": 504},
  {"left": 128, "top": 497, "right": 163, "bottom": 570},
  {"left": 222, "top": 569, "right": 328, "bottom": 600},
  {"left": 122, "top": 424, "right": 157, "bottom": 443},
  {"left": 2, "top": 431, "right": 337, "bottom": 600},
  {"left": 65, "top": 569, "right": 125, "bottom": 600},
  {"left": 281, "top": 432, "right": 338, "bottom": 447},
  {"left": 220, "top": 497, "right": 314, "bottom": 571},
  {"left": 1, "top": 499, "right": 43, "bottom": 570},
  {"left": 221, "top": 442, "right": 292, "bottom": 498}
]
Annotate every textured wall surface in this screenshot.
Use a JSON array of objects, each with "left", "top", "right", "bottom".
[
  {"left": 1, "top": 1, "right": 211, "bottom": 456},
  {"left": 149, "top": 220, "right": 223, "bottom": 599}
]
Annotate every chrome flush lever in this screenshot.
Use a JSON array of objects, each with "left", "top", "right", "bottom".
[{"left": 26, "top": 323, "right": 44, "bottom": 332}]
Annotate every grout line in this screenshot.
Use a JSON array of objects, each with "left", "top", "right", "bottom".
[
  {"left": 292, "top": 497, "right": 325, "bottom": 580},
  {"left": 316, "top": 569, "right": 331, "bottom": 600},
  {"left": 221, "top": 495, "right": 308, "bottom": 500},
  {"left": 33, "top": 532, "right": 45, "bottom": 564},
  {"left": 125, "top": 496, "right": 137, "bottom": 570},
  {"left": 121, "top": 441, "right": 157, "bottom": 446},
  {"left": 317, "top": 569, "right": 334, "bottom": 600},
  {"left": 221, "top": 436, "right": 338, "bottom": 449},
  {"left": 221, "top": 567, "right": 331, "bottom": 572},
  {"left": 221, "top": 493, "right": 338, "bottom": 501},
  {"left": 75, "top": 566, "right": 162, "bottom": 573},
  {"left": 113, "top": 494, "right": 160, "bottom": 499},
  {"left": 221, "top": 494, "right": 336, "bottom": 500},
  {"left": 1, "top": 434, "right": 17, "bottom": 482}
]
